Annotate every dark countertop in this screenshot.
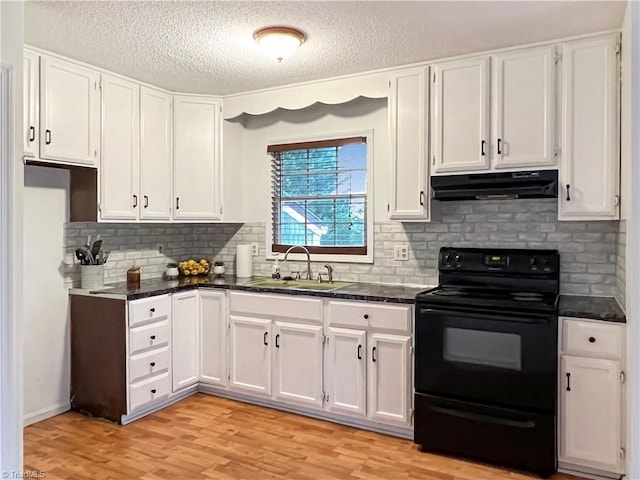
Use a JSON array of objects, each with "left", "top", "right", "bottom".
[
  {"left": 559, "top": 295, "right": 626, "bottom": 323},
  {"left": 73, "top": 275, "right": 430, "bottom": 304}
]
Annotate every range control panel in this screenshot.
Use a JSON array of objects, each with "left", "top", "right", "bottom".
[{"left": 439, "top": 248, "right": 559, "bottom": 274}]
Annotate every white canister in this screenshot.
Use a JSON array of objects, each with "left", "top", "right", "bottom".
[{"left": 80, "top": 264, "right": 104, "bottom": 290}]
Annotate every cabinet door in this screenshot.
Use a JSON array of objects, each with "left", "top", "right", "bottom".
[
  {"left": 367, "top": 333, "right": 411, "bottom": 426},
  {"left": 100, "top": 74, "right": 140, "bottom": 221},
  {"left": 560, "top": 355, "right": 622, "bottom": 472},
  {"left": 325, "top": 327, "right": 366, "bottom": 417},
  {"left": 432, "top": 57, "right": 490, "bottom": 173},
  {"left": 273, "top": 321, "right": 324, "bottom": 408},
  {"left": 199, "top": 290, "right": 227, "bottom": 387},
  {"left": 171, "top": 291, "right": 199, "bottom": 391},
  {"left": 229, "top": 315, "right": 271, "bottom": 396},
  {"left": 140, "top": 87, "right": 173, "bottom": 221},
  {"left": 40, "top": 56, "right": 100, "bottom": 166},
  {"left": 493, "top": 46, "right": 556, "bottom": 169},
  {"left": 23, "top": 50, "right": 39, "bottom": 157},
  {"left": 559, "top": 34, "right": 619, "bottom": 220},
  {"left": 173, "top": 95, "right": 222, "bottom": 221},
  {"left": 388, "top": 67, "right": 429, "bottom": 220}
]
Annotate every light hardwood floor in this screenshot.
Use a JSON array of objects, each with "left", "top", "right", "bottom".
[{"left": 24, "top": 394, "right": 584, "bottom": 480}]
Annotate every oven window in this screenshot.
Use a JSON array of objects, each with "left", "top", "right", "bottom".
[{"left": 444, "top": 328, "right": 522, "bottom": 371}]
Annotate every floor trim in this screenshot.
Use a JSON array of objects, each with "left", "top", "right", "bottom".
[{"left": 23, "top": 402, "right": 71, "bottom": 427}]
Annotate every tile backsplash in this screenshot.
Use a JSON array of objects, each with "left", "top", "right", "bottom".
[{"left": 65, "top": 198, "right": 622, "bottom": 299}]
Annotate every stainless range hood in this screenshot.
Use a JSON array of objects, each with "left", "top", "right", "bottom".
[{"left": 431, "top": 170, "right": 558, "bottom": 201}]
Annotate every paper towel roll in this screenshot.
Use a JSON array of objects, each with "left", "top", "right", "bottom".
[{"left": 236, "top": 244, "right": 253, "bottom": 278}]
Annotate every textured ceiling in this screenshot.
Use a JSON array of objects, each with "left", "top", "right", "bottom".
[{"left": 25, "top": 1, "right": 627, "bottom": 95}]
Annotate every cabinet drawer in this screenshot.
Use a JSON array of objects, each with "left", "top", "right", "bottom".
[
  {"left": 129, "top": 295, "right": 171, "bottom": 327},
  {"left": 129, "top": 320, "right": 170, "bottom": 355},
  {"left": 229, "top": 292, "right": 322, "bottom": 323},
  {"left": 562, "top": 319, "right": 624, "bottom": 359},
  {"left": 129, "top": 372, "right": 170, "bottom": 412},
  {"left": 129, "top": 346, "right": 170, "bottom": 383},
  {"left": 327, "top": 301, "right": 411, "bottom": 333}
]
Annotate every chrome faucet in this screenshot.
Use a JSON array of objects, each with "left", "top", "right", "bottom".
[{"left": 283, "top": 245, "right": 312, "bottom": 280}]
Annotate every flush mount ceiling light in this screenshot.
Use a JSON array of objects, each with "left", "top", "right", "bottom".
[{"left": 253, "top": 26, "right": 306, "bottom": 63}]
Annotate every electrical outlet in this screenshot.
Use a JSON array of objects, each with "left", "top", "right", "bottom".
[
  {"left": 393, "top": 244, "right": 409, "bottom": 261},
  {"left": 251, "top": 242, "right": 260, "bottom": 256}
]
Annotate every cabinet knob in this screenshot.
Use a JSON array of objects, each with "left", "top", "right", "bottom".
[
  {"left": 151, "top": 389, "right": 156, "bottom": 394},
  {"left": 589, "top": 336, "right": 596, "bottom": 343},
  {"left": 363, "top": 314, "right": 369, "bottom": 319},
  {"left": 150, "top": 335, "right": 156, "bottom": 340},
  {"left": 150, "top": 308, "right": 156, "bottom": 313},
  {"left": 150, "top": 362, "right": 156, "bottom": 367}
]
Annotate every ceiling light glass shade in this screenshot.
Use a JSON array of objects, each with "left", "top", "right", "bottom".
[{"left": 254, "top": 27, "right": 305, "bottom": 62}]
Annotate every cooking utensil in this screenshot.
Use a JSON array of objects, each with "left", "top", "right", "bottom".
[
  {"left": 91, "top": 239, "right": 102, "bottom": 260},
  {"left": 75, "top": 248, "right": 88, "bottom": 265}
]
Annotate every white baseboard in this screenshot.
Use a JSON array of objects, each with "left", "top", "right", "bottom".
[{"left": 23, "top": 401, "right": 70, "bottom": 427}]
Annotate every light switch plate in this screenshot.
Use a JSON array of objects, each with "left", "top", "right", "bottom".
[
  {"left": 251, "top": 243, "right": 260, "bottom": 256},
  {"left": 393, "top": 244, "right": 409, "bottom": 261}
]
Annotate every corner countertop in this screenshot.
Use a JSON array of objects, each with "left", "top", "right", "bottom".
[
  {"left": 558, "top": 295, "right": 626, "bottom": 323},
  {"left": 70, "top": 275, "right": 431, "bottom": 304}
]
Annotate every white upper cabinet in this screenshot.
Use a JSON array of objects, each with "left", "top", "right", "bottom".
[
  {"left": 173, "top": 95, "right": 223, "bottom": 221},
  {"left": 100, "top": 74, "right": 140, "bottom": 221},
  {"left": 23, "top": 50, "right": 39, "bottom": 158},
  {"left": 492, "top": 46, "right": 557, "bottom": 169},
  {"left": 432, "top": 47, "right": 558, "bottom": 175},
  {"left": 40, "top": 56, "right": 100, "bottom": 166},
  {"left": 140, "top": 87, "right": 173, "bottom": 221},
  {"left": 432, "top": 57, "right": 491, "bottom": 174},
  {"left": 559, "top": 34, "right": 620, "bottom": 220},
  {"left": 388, "top": 67, "right": 430, "bottom": 221}
]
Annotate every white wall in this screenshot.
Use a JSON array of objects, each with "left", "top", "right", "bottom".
[
  {"left": 234, "top": 97, "right": 389, "bottom": 224},
  {"left": 0, "top": 0, "right": 24, "bottom": 474},
  {"left": 23, "top": 166, "right": 71, "bottom": 426}
]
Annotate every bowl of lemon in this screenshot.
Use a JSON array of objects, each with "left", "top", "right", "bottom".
[{"left": 178, "top": 258, "right": 211, "bottom": 276}]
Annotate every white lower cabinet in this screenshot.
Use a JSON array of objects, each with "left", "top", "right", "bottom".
[
  {"left": 559, "top": 317, "right": 625, "bottom": 476},
  {"left": 367, "top": 333, "right": 412, "bottom": 425},
  {"left": 273, "top": 321, "right": 324, "bottom": 408},
  {"left": 229, "top": 315, "right": 272, "bottom": 396},
  {"left": 199, "top": 290, "right": 227, "bottom": 387},
  {"left": 325, "top": 300, "right": 413, "bottom": 428},
  {"left": 325, "top": 327, "right": 367, "bottom": 416},
  {"left": 171, "top": 291, "right": 199, "bottom": 392}
]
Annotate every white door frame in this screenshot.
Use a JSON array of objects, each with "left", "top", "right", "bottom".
[
  {"left": 627, "top": 2, "right": 640, "bottom": 478},
  {"left": 0, "top": 64, "right": 23, "bottom": 474}
]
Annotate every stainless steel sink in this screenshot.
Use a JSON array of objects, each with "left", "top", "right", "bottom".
[{"left": 247, "top": 278, "right": 352, "bottom": 292}]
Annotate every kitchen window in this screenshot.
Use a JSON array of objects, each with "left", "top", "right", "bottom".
[{"left": 268, "top": 136, "right": 369, "bottom": 256}]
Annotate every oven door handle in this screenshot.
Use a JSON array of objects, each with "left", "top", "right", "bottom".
[
  {"left": 430, "top": 405, "right": 536, "bottom": 429},
  {"left": 418, "top": 308, "right": 550, "bottom": 325}
]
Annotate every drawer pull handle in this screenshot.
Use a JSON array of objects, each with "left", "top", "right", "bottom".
[
  {"left": 363, "top": 314, "right": 369, "bottom": 320},
  {"left": 150, "top": 335, "right": 156, "bottom": 340},
  {"left": 150, "top": 308, "right": 156, "bottom": 313},
  {"left": 150, "top": 362, "right": 156, "bottom": 367},
  {"left": 151, "top": 389, "right": 156, "bottom": 394},
  {"left": 588, "top": 336, "right": 596, "bottom": 343},
  {"left": 566, "top": 372, "right": 571, "bottom": 391}
]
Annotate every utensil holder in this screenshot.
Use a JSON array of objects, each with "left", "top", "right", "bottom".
[{"left": 81, "top": 264, "right": 104, "bottom": 290}]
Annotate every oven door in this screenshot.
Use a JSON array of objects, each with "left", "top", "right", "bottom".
[{"left": 415, "top": 304, "right": 557, "bottom": 412}]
